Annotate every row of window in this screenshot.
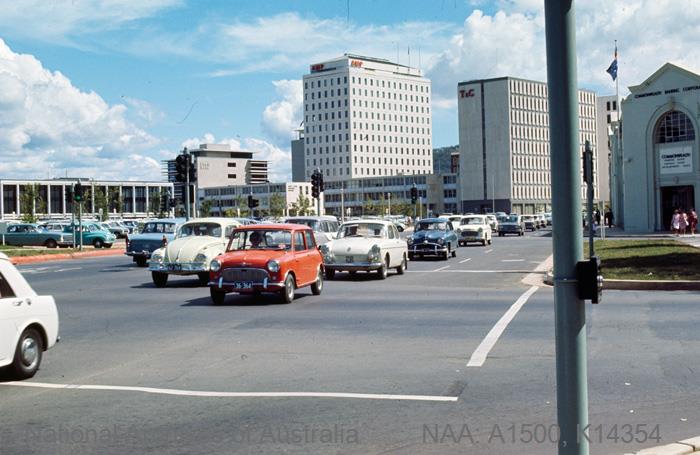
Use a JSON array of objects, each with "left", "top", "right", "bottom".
[
  {"left": 322, "top": 175, "right": 428, "bottom": 190},
  {"left": 305, "top": 121, "right": 430, "bottom": 136},
  {"left": 307, "top": 156, "right": 431, "bottom": 167},
  {"left": 307, "top": 166, "right": 431, "bottom": 178},
  {"left": 513, "top": 185, "right": 551, "bottom": 201},
  {"left": 305, "top": 145, "right": 431, "bottom": 157}
]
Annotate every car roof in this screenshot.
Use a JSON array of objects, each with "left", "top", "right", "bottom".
[
  {"left": 285, "top": 215, "right": 337, "bottom": 221},
  {"left": 235, "top": 223, "right": 311, "bottom": 231},
  {"left": 340, "top": 218, "right": 393, "bottom": 226},
  {"left": 418, "top": 217, "right": 449, "bottom": 223}
]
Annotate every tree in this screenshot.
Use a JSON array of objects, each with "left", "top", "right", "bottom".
[
  {"left": 148, "top": 190, "right": 162, "bottom": 218},
  {"left": 223, "top": 208, "right": 236, "bottom": 217},
  {"left": 199, "top": 199, "right": 213, "bottom": 217},
  {"left": 234, "top": 195, "right": 250, "bottom": 218},
  {"left": 19, "top": 184, "right": 41, "bottom": 223},
  {"left": 269, "top": 192, "right": 286, "bottom": 217},
  {"left": 94, "top": 188, "right": 110, "bottom": 221},
  {"left": 290, "top": 193, "right": 312, "bottom": 216},
  {"left": 362, "top": 196, "right": 379, "bottom": 216},
  {"left": 109, "top": 188, "right": 123, "bottom": 214}
]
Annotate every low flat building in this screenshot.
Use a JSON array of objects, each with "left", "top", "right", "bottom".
[
  {"left": 0, "top": 178, "right": 174, "bottom": 220},
  {"left": 199, "top": 182, "right": 321, "bottom": 217}
]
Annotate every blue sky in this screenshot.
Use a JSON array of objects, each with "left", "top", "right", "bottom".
[{"left": 1, "top": 0, "right": 698, "bottom": 181}]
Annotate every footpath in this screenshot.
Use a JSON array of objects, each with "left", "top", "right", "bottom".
[{"left": 7, "top": 247, "right": 125, "bottom": 265}]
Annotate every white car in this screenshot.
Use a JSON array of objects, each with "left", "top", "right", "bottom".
[
  {"left": 486, "top": 214, "right": 499, "bottom": 232},
  {"left": 284, "top": 215, "right": 339, "bottom": 245},
  {"left": 457, "top": 215, "right": 493, "bottom": 246},
  {"left": 149, "top": 218, "right": 242, "bottom": 287},
  {"left": 0, "top": 253, "right": 59, "bottom": 379},
  {"left": 320, "top": 219, "right": 407, "bottom": 279}
]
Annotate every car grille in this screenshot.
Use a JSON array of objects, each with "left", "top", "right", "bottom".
[
  {"left": 128, "top": 240, "right": 164, "bottom": 253},
  {"left": 461, "top": 231, "right": 478, "bottom": 237},
  {"left": 222, "top": 268, "right": 270, "bottom": 283},
  {"left": 414, "top": 244, "right": 439, "bottom": 251}
]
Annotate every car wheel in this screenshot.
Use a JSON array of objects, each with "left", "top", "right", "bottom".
[
  {"left": 197, "top": 273, "right": 210, "bottom": 286},
  {"left": 152, "top": 271, "right": 168, "bottom": 288},
  {"left": 210, "top": 287, "right": 226, "bottom": 305},
  {"left": 281, "top": 274, "right": 296, "bottom": 303},
  {"left": 377, "top": 257, "right": 389, "bottom": 280},
  {"left": 481, "top": 239, "right": 487, "bottom": 246},
  {"left": 519, "top": 230, "right": 524, "bottom": 236},
  {"left": 135, "top": 257, "right": 147, "bottom": 267},
  {"left": 488, "top": 238, "right": 492, "bottom": 245},
  {"left": 396, "top": 255, "right": 406, "bottom": 275},
  {"left": 325, "top": 269, "right": 335, "bottom": 280},
  {"left": 104, "top": 243, "right": 113, "bottom": 249},
  {"left": 451, "top": 246, "right": 457, "bottom": 257},
  {"left": 311, "top": 269, "right": 323, "bottom": 295},
  {"left": 442, "top": 246, "right": 450, "bottom": 260},
  {"left": 458, "top": 241, "right": 464, "bottom": 247},
  {"left": 408, "top": 252, "right": 415, "bottom": 261},
  {"left": 11, "top": 327, "right": 43, "bottom": 380},
  {"left": 44, "top": 239, "right": 57, "bottom": 249},
  {"left": 93, "top": 239, "right": 104, "bottom": 249}
]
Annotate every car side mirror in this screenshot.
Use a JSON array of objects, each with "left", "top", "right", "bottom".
[{"left": 396, "top": 225, "right": 404, "bottom": 232}]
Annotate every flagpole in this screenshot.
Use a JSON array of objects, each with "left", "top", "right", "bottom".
[{"left": 614, "top": 40, "right": 621, "bottom": 229}]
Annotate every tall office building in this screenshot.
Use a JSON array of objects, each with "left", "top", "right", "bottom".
[
  {"left": 302, "top": 54, "right": 432, "bottom": 182},
  {"left": 457, "top": 76, "right": 598, "bottom": 214},
  {"left": 595, "top": 94, "right": 619, "bottom": 204}
]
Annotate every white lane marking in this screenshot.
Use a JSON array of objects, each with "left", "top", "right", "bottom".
[
  {"left": 501, "top": 259, "right": 524, "bottom": 262},
  {"left": 55, "top": 267, "right": 82, "bottom": 272},
  {"left": 432, "top": 265, "right": 450, "bottom": 272},
  {"left": 459, "top": 258, "right": 472, "bottom": 264},
  {"left": 0, "top": 382, "right": 457, "bottom": 402},
  {"left": 407, "top": 269, "right": 536, "bottom": 274},
  {"left": 484, "top": 249, "right": 493, "bottom": 254},
  {"left": 467, "top": 286, "right": 539, "bottom": 367}
]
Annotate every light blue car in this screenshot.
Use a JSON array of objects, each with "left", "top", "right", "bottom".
[{"left": 125, "top": 218, "right": 184, "bottom": 267}]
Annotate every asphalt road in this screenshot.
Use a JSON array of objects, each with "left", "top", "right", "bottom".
[{"left": 1, "top": 229, "right": 699, "bottom": 454}]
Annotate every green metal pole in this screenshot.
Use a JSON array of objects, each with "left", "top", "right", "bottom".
[{"left": 544, "top": 1, "right": 589, "bottom": 454}]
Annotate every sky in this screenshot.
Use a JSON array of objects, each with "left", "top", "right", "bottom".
[{"left": 1, "top": 0, "right": 699, "bottom": 182}]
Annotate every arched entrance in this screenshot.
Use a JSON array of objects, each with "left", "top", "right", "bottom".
[{"left": 654, "top": 110, "right": 697, "bottom": 230}]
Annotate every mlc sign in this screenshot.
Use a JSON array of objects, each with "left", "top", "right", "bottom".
[{"left": 459, "top": 88, "right": 475, "bottom": 98}]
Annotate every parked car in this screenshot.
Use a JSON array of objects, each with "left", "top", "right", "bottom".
[
  {"left": 1, "top": 223, "right": 73, "bottom": 248},
  {"left": 498, "top": 214, "right": 525, "bottom": 236},
  {"left": 544, "top": 212, "right": 553, "bottom": 226},
  {"left": 283, "top": 215, "right": 339, "bottom": 245},
  {"left": 457, "top": 215, "right": 493, "bottom": 246},
  {"left": 121, "top": 220, "right": 139, "bottom": 234},
  {"left": 125, "top": 218, "right": 183, "bottom": 267},
  {"left": 320, "top": 219, "right": 407, "bottom": 279},
  {"left": 100, "top": 221, "right": 129, "bottom": 238},
  {"left": 149, "top": 218, "right": 242, "bottom": 287},
  {"left": 486, "top": 214, "right": 499, "bottom": 232},
  {"left": 38, "top": 222, "right": 71, "bottom": 233},
  {"left": 63, "top": 223, "right": 116, "bottom": 248},
  {"left": 521, "top": 215, "right": 538, "bottom": 231},
  {"left": 0, "top": 252, "right": 59, "bottom": 379},
  {"left": 208, "top": 224, "right": 324, "bottom": 305},
  {"left": 407, "top": 218, "right": 458, "bottom": 260},
  {"left": 535, "top": 214, "right": 547, "bottom": 229}
]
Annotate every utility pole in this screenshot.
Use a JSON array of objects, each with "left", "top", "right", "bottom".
[
  {"left": 584, "top": 141, "right": 595, "bottom": 257},
  {"left": 544, "top": 1, "right": 589, "bottom": 454},
  {"left": 184, "top": 147, "right": 191, "bottom": 221},
  {"left": 387, "top": 192, "right": 391, "bottom": 216}
]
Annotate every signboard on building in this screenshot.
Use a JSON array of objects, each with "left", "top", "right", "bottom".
[{"left": 659, "top": 146, "right": 693, "bottom": 174}]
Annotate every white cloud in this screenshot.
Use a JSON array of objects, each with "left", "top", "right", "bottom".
[
  {"left": 0, "top": 0, "right": 182, "bottom": 44},
  {"left": 0, "top": 38, "right": 161, "bottom": 180},
  {"left": 180, "top": 133, "right": 291, "bottom": 183},
  {"left": 261, "top": 79, "right": 303, "bottom": 146}
]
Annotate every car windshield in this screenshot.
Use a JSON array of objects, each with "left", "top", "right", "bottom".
[
  {"left": 227, "top": 229, "right": 292, "bottom": 251},
  {"left": 522, "top": 216, "right": 534, "bottom": 221},
  {"left": 461, "top": 217, "right": 483, "bottom": 225},
  {"left": 503, "top": 215, "right": 520, "bottom": 223},
  {"left": 141, "top": 222, "right": 176, "bottom": 234},
  {"left": 288, "top": 219, "right": 319, "bottom": 230},
  {"left": 337, "top": 223, "right": 386, "bottom": 238},
  {"left": 416, "top": 221, "right": 447, "bottom": 231},
  {"left": 178, "top": 223, "right": 222, "bottom": 238}
]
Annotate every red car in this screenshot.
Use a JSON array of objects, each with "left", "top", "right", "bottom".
[{"left": 208, "top": 224, "right": 324, "bottom": 305}]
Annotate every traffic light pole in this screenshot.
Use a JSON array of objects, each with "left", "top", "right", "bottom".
[
  {"left": 544, "top": 1, "right": 589, "bottom": 453},
  {"left": 78, "top": 197, "right": 83, "bottom": 251},
  {"left": 184, "top": 147, "right": 191, "bottom": 221},
  {"left": 71, "top": 184, "right": 76, "bottom": 249}
]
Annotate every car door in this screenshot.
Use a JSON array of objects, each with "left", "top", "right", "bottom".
[
  {"left": 302, "top": 230, "right": 320, "bottom": 283},
  {"left": 0, "top": 269, "right": 22, "bottom": 363},
  {"left": 291, "top": 231, "right": 309, "bottom": 284}
]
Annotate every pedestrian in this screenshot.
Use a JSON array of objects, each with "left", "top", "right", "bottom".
[
  {"left": 671, "top": 209, "right": 681, "bottom": 235},
  {"left": 595, "top": 210, "right": 601, "bottom": 226},
  {"left": 689, "top": 208, "right": 698, "bottom": 236},
  {"left": 605, "top": 208, "right": 614, "bottom": 229},
  {"left": 679, "top": 209, "right": 689, "bottom": 236}
]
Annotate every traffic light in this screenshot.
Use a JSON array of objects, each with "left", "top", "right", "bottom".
[
  {"left": 318, "top": 172, "right": 324, "bottom": 192},
  {"left": 311, "top": 170, "right": 321, "bottom": 198},
  {"left": 410, "top": 185, "right": 418, "bottom": 204},
  {"left": 74, "top": 182, "right": 83, "bottom": 202},
  {"left": 247, "top": 194, "right": 259, "bottom": 209},
  {"left": 189, "top": 157, "right": 197, "bottom": 183},
  {"left": 175, "top": 154, "right": 188, "bottom": 183}
]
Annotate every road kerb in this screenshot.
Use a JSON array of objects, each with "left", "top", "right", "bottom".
[
  {"left": 630, "top": 442, "right": 696, "bottom": 454},
  {"left": 10, "top": 248, "right": 125, "bottom": 265}
]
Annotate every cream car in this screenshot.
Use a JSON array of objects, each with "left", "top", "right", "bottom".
[
  {"left": 149, "top": 218, "right": 241, "bottom": 287},
  {"left": 457, "top": 215, "right": 493, "bottom": 246},
  {"left": 320, "top": 219, "right": 407, "bottom": 280},
  {"left": 0, "top": 252, "right": 59, "bottom": 379}
]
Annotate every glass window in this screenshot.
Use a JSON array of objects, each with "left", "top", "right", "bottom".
[
  {"left": 304, "top": 230, "right": 315, "bottom": 249},
  {"left": 178, "top": 223, "right": 222, "bottom": 238},
  {"left": 227, "top": 229, "right": 292, "bottom": 251},
  {"left": 0, "top": 272, "right": 16, "bottom": 298},
  {"left": 294, "top": 232, "right": 305, "bottom": 251},
  {"left": 655, "top": 110, "right": 695, "bottom": 143}
]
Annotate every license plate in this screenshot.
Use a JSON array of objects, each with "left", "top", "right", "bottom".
[
  {"left": 168, "top": 264, "right": 181, "bottom": 271},
  {"left": 345, "top": 256, "right": 354, "bottom": 263},
  {"left": 233, "top": 282, "right": 253, "bottom": 289}
]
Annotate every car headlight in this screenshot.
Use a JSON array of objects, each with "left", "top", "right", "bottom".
[
  {"left": 319, "top": 245, "right": 335, "bottom": 262},
  {"left": 437, "top": 238, "right": 444, "bottom": 245},
  {"left": 210, "top": 259, "right": 221, "bottom": 272},
  {"left": 267, "top": 260, "right": 280, "bottom": 272},
  {"left": 194, "top": 253, "right": 208, "bottom": 263},
  {"left": 407, "top": 237, "right": 414, "bottom": 244},
  {"left": 478, "top": 227, "right": 483, "bottom": 233},
  {"left": 368, "top": 245, "right": 381, "bottom": 261}
]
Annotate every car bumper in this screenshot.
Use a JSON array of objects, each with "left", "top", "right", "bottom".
[
  {"left": 325, "top": 261, "right": 383, "bottom": 272},
  {"left": 408, "top": 244, "right": 448, "bottom": 255},
  {"left": 209, "top": 276, "right": 285, "bottom": 291},
  {"left": 460, "top": 232, "right": 486, "bottom": 242},
  {"left": 149, "top": 262, "right": 208, "bottom": 274},
  {"left": 126, "top": 251, "right": 152, "bottom": 258}
]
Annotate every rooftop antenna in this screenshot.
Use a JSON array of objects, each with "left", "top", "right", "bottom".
[{"left": 408, "top": 45, "right": 411, "bottom": 68}]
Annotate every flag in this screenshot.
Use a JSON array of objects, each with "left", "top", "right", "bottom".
[{"left": 606, "top": 45, "right": 618, "bottom": 81}]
